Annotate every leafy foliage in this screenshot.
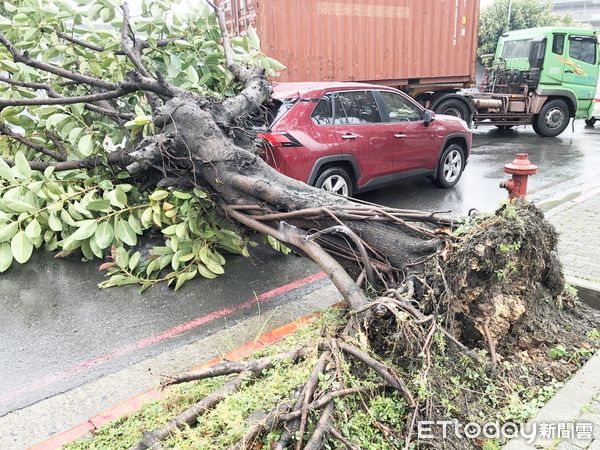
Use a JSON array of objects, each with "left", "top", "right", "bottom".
[
  {"left": 478, "top": 0, "right": 578, "bottom": 58},
  {"left": 0, "top": 0, "right": 285, "bottom": 289}
]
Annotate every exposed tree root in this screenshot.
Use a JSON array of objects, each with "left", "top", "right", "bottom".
[{"left": 160, "top": 346, "right": 310, "bottom": 388}]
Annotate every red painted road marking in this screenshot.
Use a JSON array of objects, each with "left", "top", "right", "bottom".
[
  {"left": 1, "top": 271, "right": 326, "bottom": 406},
  {"left": 29, "top": 312, "right": 323, "bottom": 450}
]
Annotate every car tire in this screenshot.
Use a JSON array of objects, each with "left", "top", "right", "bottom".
[
  {"left": 533, "top": 99, "right": 570, "bottom": 137},
  {"left": 314, "top": 167, "right": 354, "bottom": 197},
  {"left": 433, "top": 144, "right": 465, "bottom": 188},
  {"left": 434, "top": 99, "right": 472, "bottom": 127},
  {"left": 585, "top": 118, "right": 596, "bottom": 127}
]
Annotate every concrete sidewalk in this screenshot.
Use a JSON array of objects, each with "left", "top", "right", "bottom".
[
  {"left": 503, "top": 187, "right": 600, "bottom": 450},
  {"left": 547, "top": 187, "right": 600, "bottom": 309}
]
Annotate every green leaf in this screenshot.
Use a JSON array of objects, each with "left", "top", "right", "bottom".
[
  {"left": 46, "top": 113, "right": 70, "bottom": 129},
  {"left": 141, "top": 208, "right": 153, "bottom": 228},
  {"left": 128, "top": 251, "right": 141, "bottom": 270},
  {"left": 106, "top": 188, "right": 127, "bottom": 208},
  {"left": 266, "top": 56, "right": 286, "bottom": 71},
  {"left": 0, "top": 158, "right": 15, "bottom": 181},
  {"left": 128, "top": 214, "right": 143, "bottom": 235},
  {"left": 94, "top": 221, "right": 114, "bottom": 249},
  {"left": 247, "top": 26, "right": 260, "bottom": 49},
  {"left": 11, "top": 230, "right": 33, "bottom": 264},
  {"left": 48, "top": 213, "right": 63, "bottom": 232},
  {"left": 25, "top": 218, "right": 41, "bottom": 240},
  {"left": 14, "top": 152, "right": 32, "bottom": 179},
  {"left": 115, "top": 246, "right": 129, "bottom": 269},
  {"left": 115, "top": 219, "right": 137, "bottom": 246},
  {"left": 187, "top": 65, "right": 199, "bottom": 84},
  {"left": 68, "top": 127, "right": 84, "bottom": 146},
  {"left": 197, "top": 263, "right": 218, "bottom": 279},
  {"left": 149, "top": 190, "right": 169, "bottom": 201},
  {"left": 78, "top": 134, "right": 94, "bottom": 156},
  {"left": 0, "top": 222, "right": 18, "bottom": 242},
  {"left": 173, "top": 191, "right": 192, "bottom": 200},
  {"left": 0, "top": 242, "right": 13, "bottom": 272},
  {"left": 70, "top": 219, "right": 98, "bottom": 241},
  {"left": 87, "top": 199, "right": 111, "bottom": 211}
]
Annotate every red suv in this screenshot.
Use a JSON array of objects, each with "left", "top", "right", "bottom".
[{"left": 257, "top": 82, "right": 472, "bottom": 196}]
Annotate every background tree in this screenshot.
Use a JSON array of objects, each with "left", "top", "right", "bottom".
[{"left": 478, "top": 0, "right": 578, "bottom": 58}]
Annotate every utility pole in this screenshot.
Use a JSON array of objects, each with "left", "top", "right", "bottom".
[{"left": 507, "top": 0, "right": 513, "bottom": 31}]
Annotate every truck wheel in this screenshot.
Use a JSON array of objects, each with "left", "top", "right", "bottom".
[
  {"left": 434, "top": 99, "right": 472, "bottom": 127},
  {"left": 314, "top": 167, "right": 354, "bottom": 197},
  {"left": 534, "top": 99, "right": 570, "bottom": 137},
  {"left": 585, "top": 118, "right": 596, "bottom": 127},
  {"left": 433, "top": 144, "right": 465, "bottom": 188}
]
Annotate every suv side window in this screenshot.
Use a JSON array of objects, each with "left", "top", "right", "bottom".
[
  {"left": 311, "top": 95, "right": 333, "bottom": 125},
  {"left": 569, "top": 36, "right": 596, "bottom": 65},
  {"left": 552, "top": 34, "right": 564, "bottom": 55},
  {"left": 334, "top": 91, "right": 382, "bottom": 124},
  {"left": 379, "top": 91, "right": 422, "bottom": 122}
]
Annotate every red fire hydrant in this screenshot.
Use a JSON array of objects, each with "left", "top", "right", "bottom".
[{"left": 499, "top": 153, "right": 538, "bottom": 200}]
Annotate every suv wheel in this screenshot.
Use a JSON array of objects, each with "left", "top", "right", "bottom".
[
  {"left": 433, "top": 144, "right": 465, "bottom": 188},
  {"left": 533, "top": 99, "right": 570, "bottom": 137},
  {"left": 314, "top": 167, "right": 353, "bottom": 197}
]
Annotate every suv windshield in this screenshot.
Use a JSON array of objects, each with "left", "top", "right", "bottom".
[{"left": 251, "top": 98, "right": 297, "bottom": 130}]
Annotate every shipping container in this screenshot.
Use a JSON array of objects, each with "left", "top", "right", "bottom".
[{"left": 222, "top": 0, "right": 480, "bottom": 92}]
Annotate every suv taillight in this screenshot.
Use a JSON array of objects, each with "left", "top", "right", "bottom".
[{"left": 257, "top": 132, "right": 302, "bottom": 148}]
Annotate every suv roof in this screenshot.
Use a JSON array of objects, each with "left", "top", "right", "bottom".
[{"left": 271, "top": 81, "right": 392, "bottom": 99}]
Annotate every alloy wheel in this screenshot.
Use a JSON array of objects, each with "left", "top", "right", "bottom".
[
  {"left": 443, "top": 150, "right": 462, "bottom": 183},
  {"left": 321, "top": 175, "right": 349, "bottom": 196}
]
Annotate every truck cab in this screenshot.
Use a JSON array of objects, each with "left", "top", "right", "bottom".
[{"left": 471, "top": 27, "right": 599, "bottom": 136}]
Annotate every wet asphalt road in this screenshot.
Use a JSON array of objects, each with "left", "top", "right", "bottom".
[{"left": 1, "top": 122, "right": 599, "bottom": 419}]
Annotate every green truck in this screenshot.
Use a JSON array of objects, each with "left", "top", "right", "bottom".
[{"left": 465, "top": 27, "right": 599, "bottom": 137}]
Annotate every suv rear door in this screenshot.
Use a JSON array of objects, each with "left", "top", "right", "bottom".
[{"left": 331, "top": 90, "right": 394, "bottom": 186}]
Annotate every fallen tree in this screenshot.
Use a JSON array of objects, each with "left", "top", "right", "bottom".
[{"left": 1, "top": 2, "right": 598, "bottom": 449}]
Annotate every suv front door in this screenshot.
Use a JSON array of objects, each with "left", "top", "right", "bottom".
[{"left": 377, "top": 90, "right": 434, "bottom": 172}]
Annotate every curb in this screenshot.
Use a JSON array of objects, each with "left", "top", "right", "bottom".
[
  {"left": 567, "top": 276, "right": 600, "bottom": 311},
  {"left": 29, "top": 311, "right": 323, "bottom": 450}
]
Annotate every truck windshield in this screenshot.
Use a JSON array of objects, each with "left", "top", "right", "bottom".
[{"left": 501, "top": 39, "right": 532, "bottom": 59}]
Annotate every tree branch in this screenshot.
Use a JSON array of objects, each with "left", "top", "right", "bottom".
[
  {"left": 55, "top": 30, "right": 106, "bottom": 52},
  {"left": 0, "top": 76, "right": 56, "bottom": 94},
  {"left": 0, "top": 33, "right": 178, "bottom": 100},
  {"left": 205, "top": 1, "right": 271, "bottom": 125},
  {"left": 0, "top": 33, "right": 119, "bottom": 91},
  {"left": 119, "top": 2, "right": 162, "bottom": 111},
  {"left": 0, "top": 124, "right": 66, "bottom": 161},
  {"left": 56, "top": 29, "right": 178, "bottom": 54},
  {"left": 0, "top": 75, "right": 134, "bottom": 121},
  {"left": 2, "top": 150, "right": 124, "bottom": 172},
  {"left": 0, "top": 87, "right": 135, "bottom": 107}
]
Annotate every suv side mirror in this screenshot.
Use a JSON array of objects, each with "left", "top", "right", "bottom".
[{"left": 423, "top": 110, "right": 435, "bottom": 125}]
